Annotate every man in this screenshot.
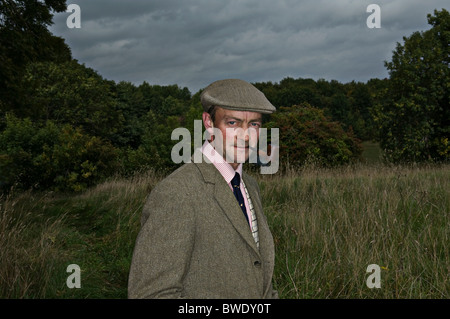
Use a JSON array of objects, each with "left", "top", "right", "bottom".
[{"left": 128, "top": 79, "right": 278, "bottom": 299}]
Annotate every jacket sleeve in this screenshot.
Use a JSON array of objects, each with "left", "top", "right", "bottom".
[{"left": 128, "top": 184, "right": 195, "bottom": 299}]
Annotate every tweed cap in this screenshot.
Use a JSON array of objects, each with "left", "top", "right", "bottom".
[{"left": 201, "top": 79, "right": 276, "bottom": 114}]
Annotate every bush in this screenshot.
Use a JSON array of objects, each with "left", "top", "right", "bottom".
[
  {"left": 0, "top": 114, "right": 118, "bottom": 192},
  {"left": 265, "top": 104, "right": 362, "bottom": 168}
]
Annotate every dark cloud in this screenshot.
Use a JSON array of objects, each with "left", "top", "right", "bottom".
[{"left": 49, "top": 0, "right": 448, "bottom": 93}]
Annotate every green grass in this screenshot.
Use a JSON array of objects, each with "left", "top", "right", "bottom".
[{"left": 1, "top": 164, "right": 448, "bottom": 298}]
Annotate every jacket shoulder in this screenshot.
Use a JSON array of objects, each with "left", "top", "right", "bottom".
[
  {"left": 154, "top": 163, "right": 204, "bottom": 192},
  {"left": 140, "top": 163, "right": 204, "bottom": 225}
]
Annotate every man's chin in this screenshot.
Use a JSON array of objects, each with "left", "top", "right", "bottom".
[{"left": 224, "top": 151, "right": 246, "bottom": 164}]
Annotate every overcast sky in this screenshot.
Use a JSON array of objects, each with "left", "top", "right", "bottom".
[{"left": 49, "top": 0, "right": 448, "bottom": 93}]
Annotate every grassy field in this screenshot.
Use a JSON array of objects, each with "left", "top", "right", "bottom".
[{"left": 1, "top": 163, "right": 448, "bottom": 299}]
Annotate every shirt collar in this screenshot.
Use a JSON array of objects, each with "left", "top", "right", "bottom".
[{"left": 200, "top": 141, "right": 243, "bottom": 184}]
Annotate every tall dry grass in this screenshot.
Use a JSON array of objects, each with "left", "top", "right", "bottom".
[
  {"left": 0, "top": 164, "right": 448, "bottom": 298},
  {"left": 258, "top": 163, "right": 449, "bottom": 298},
  {"left": 0, "top": 171, "right": 160, "bottom": 298},
  {"left": 0, "top": 190, "right": 68, "bottom": 298}
]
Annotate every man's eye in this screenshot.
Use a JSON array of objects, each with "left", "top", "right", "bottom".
[{"left": 228, "top": 121, "right": 236, "bottom": 125}]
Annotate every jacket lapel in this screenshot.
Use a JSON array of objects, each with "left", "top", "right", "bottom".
[
  {"left": 193, "top": 152, "right": 260, "bottom": 256},
  {"left": 214, "top": 172, "right": 260, "bottom": 254}
]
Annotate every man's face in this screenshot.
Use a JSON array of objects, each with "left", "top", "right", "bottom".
[{"left": 203, "top": 107, "right": 262, "bottom": 168}]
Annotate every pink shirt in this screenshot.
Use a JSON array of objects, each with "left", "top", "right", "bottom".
[{"left": 200, "top": 141, "right": 253, "bottom": 229}]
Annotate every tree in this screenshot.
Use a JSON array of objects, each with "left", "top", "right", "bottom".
[
  {"left": 122, "top": 110, "right": 186, "bottom": 175},
  {"left": 376, "top": 9, "right": 449, "bottom": 162},
  {"left": 19, "top": 61, "right": 124, "bottom": 142},
  {"left": 255, "top": 78, "right": 376, "bottom": 141},
  {"left": 113, "top": 81, "right": 147, "bottom": 148},
  {"left": 0, "top": 0, "right": 71, "bottom": 115},
  {"left": 345, "top": 81, "right": 375, "bottom": 141}
]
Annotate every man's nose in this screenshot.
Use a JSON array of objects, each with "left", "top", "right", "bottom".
[
  {"left": 236, "top": 125, "right": 258, "bottom": 142},
  {"left": 242, "top": 128, "right": 250, "bottom": 141},
  {"left": 235, "top": 125, "right": 250, "bottom": 140}
]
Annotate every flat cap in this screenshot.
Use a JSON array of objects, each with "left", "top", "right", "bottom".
[{"left": 200, "top": 79, "right": 276, "bottom": 114}]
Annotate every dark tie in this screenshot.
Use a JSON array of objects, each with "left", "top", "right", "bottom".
[{"left": 231, "top": 172, "right": 249, "bottom": 224}]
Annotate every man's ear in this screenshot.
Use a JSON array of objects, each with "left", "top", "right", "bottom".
[{"left": 202, "top": 112, "right": 214, "bottom": 137}]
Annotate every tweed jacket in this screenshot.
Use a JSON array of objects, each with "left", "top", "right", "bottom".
[{"left": 128, "top": 152, "right": 278, "bottom": 299}]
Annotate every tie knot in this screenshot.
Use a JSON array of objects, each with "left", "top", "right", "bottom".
[{"left": 231, "top": 172, "right": 241, "bottom": 188}]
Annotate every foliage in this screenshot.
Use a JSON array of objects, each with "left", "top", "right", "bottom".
[
  {"left": 112, "top": 81, "right": 192, "bottom": 149},
  {"left": 0, "top": 114, "right": 118, "bottom": 192},
  {"left": 113, "top": 81, "right": 147, "bottom": 148},
  {"left": 255, "top": 78, "right": 377, "bottom": 141},
  {"left": 375, "top": 9, "right": 449, "bottom": 163},
  {"left": 265, "top": 104, "right": 362, "bottom": 168},
  {"left": 122, "top": 110, "right": 188, "bottom": 175},
  {"left": 0, "top": 0, "right": 71, "bottom": 114},
  {"left": 1, "top": 4, "right": 447, "bottom": 192},
  {"left": 19, "top": 61, "right": 124, "bottom": 142}
]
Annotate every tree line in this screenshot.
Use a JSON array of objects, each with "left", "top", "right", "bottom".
[{"left": 0, "top": 1, "right": 448, "bottom": 192}]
